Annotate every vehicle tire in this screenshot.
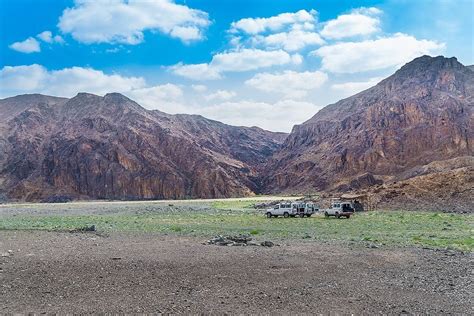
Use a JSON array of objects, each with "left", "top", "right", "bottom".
[
  {"left": 307, "top": 214, "right": 312, "bottom": 217},
  {"left": 283, "top": 212, "right": 289, "bottom": 218},
  {"left": 266, "top": 212, "right": 272, "bottom": 218},
  {"left": 346, "top": 214, "right": 351, "bottom": 219},
  {"left": 336, "top": 213, "right": 340, "bottom": 219},
  {"left": 324, "top": 212, "right": 329, "bottom": 218}
]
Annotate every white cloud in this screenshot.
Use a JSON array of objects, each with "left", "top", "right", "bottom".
[
  {"left": 0, "top": 64, "right": 145, "bottom": 97},
  {"left": 245, "top": 70, "right": 328, "bottom": 98},
  {"left": 170, "top": 63, "right": 222, "bottom": 80},
  {"left": 312, "top": 33, "right": 445, "bottom": 73},
  {"left": 199, "top": 99, "right": 322, "bottom": 132},
  {"left": 204, "top": 90, "right": 236, "bottom": 101},
  {"left": 37, "top": 31, "right": 54, "bottom": 43},
  {"left": 125, "top": 84, "right": 189, "bottom": 113},
  {"left": 37, "top": 30, "right": 65, "bottom": 44},
  {"left": 171, "top": 49, "right": 300, "bottom": 80},
  {"left": 331, "top": 77, "right": 383, "bottom": 98},
  {"left": 230, "top": 9, "right": 317, "bottom": 34},
  {"left": 0, "top": 65, "right": 46, "bottom": 91},
  {"left": 54, "top": 35, "right": 65, "bottom": 43},
  {"left": 212, "top": 49, "right": 297, "bottom": 72},
  {"left": 254, "top": 29, "right": 324, "bottom": 52},
  {"left": 9, "top": 37, "right": 41, "bottom": 53},
  {"left": 58, "top": 0, "right": 210, "bottom": 44},
  {"left": 191, "top": 84, "right": 207, "bottom": 92},
  {"left": 320, "top": 7, "right": 382, "bottom": 39},
  {"left": 230, "top": 10, "right": 323, "bottom": 52}
]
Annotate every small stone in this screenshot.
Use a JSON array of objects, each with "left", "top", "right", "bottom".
[{"left": 261, "top": 241, "right": 274, "bottom": 247}]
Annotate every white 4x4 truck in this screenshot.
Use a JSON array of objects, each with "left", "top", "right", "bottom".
[
  {"left": 266, "top": 202, "right": 317, "bottom": 218},
  {"left": 323, "top": 201, "right": 354, "bottom": 219}
]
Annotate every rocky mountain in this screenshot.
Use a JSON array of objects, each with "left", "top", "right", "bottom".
[
  {"left": 0, "top": 93, "right": 286, "bottom": 201},
  {"left": 263, "top": 55, "right": 474, "bottom": 194}
]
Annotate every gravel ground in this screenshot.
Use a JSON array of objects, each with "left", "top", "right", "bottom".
[{"left": 1, "top": 230, "right": 472, "bottom": 314}]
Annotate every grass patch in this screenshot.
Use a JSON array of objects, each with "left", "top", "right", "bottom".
[{"left": 0, "top": 209, "right": 472, "bottom": 251}]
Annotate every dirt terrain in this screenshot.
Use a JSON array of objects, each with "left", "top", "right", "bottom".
[{"left": 1, "top": 230, "right": 472, "bottom": 314}]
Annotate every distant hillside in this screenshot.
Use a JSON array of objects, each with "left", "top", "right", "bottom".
[
  {"left": 0, "top": 93, "right": 286, "bottom": 201},
  {"left": 263, "top": 56, "right": 473, "bottom": 200}
]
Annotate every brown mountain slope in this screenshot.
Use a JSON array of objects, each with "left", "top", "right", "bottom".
[
  {"left": 0, "top": 93, "right": 286, "bottom": 201},
  {"left": 263, "top": 55, "right": 474, "bottom": 194}
]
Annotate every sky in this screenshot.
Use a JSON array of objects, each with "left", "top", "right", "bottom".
[{"left": 0, "top": 0, "right": 472, "bottom": 132}]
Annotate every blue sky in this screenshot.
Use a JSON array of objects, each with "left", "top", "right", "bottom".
[{"left": 1, "top": 0, "right": 472, "bottom": 131}]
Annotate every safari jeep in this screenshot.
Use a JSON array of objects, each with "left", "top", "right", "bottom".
[
  {"left": 323, "top": 201, "right": 354, "bottom": 219},
  {"left": 265, "top": 202, "right": 317, "bottom": 218}
]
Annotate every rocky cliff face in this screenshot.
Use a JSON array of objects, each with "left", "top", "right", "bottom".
[
  {"left": 0, "top": 93, "right": 286, "bottom": 201},
  {"left": 263, "top": 56, "right": 474, "bottom": 193}
]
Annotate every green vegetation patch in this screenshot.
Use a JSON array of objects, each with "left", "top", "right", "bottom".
[{"left": 0, "top": 209, "right": 472, "bottom": 251}]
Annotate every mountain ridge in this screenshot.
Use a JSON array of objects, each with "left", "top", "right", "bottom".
[
  {"left": 0, "top": 92, "right": 286, "bottom": 201},
  {"left": 262, "top": 55, "right": 473, "bottom": 194}
]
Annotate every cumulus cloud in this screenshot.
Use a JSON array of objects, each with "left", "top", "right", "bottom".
[
  {"left": 37, "top": 30, "right": 65, "bottom": 44},
  {"left": 37, "top": 31, "right": 54, "bottom": 43},
  {"left": 312, "top": 33, "right": 445, "bottom": 73},
  {"left": 125, "top": 84, "right": 189, "bottom": 113},
  {"left": 320, "top": 7, "right": 382, "bottom": 39},
  {"left": 0, "top": 64, "right": 145, "bottom": 97},
  {"left": 245, "top": 70, "right": 328, "bottom": 98},
  {"left": 10, "top": 30, "right": 65, "bottom": 54},
  {"left": 331, "top": 77, "right": 384, "bottom": 98},
  {"left": 199, "top": 99, "right": 322, "bottom": 132},
  {"left": 229, "top": 9, "right": 323, "bottom": 52},
  {"left": 253, "top": 28, "right": 324, "bottom": 52},
  {"left": 9, "top": 37, "right": 41, "bottom": 53},
  {"left": 58, "top": 0, "right": 210, "bottom": 44},
  {"left": 230, "top": 9, "right": 317, "bottom": 34},
  {"left": 171, "top": 49, "right": 301, "bottom": 80},
  {"left": 204, "top": 90, "right": 236, "bottom": 101},
  {"left": 170, "top": 63, "right": 222, "bottom": 80},
  {"left": 211, "top": 49, "right": 299, "bottom": 72}
]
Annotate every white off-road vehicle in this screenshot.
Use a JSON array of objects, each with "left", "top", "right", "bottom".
[
  {"left": 265, "top": 202, "right": 318, "bottom": 218},
  {"left": 323, "top": 201, "right": 354, "bottom": 219}
]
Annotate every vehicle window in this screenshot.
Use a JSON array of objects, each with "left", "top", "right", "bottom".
[
  {"left": 275, "top": 205, "right": 279, "bottom": 209},
  {"left": 335, "top": 204, "right": 340, "bottom": 207}
]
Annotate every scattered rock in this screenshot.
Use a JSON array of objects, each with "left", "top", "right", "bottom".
[
  {"left": 70, "top": 225, "right": 96, "bottom": 233},
  {"left": 367, "top": 243, "right": 379, "bottom": 249},
  {"left": 207, "top": 235, "right": 276, "bottom": 247},
  {"left": 261, "top": 241, "right": 274, "bottom": 247}
]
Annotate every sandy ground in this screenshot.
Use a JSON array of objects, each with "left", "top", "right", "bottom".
[{"left": 1, "top": 230, "right": 472, "bottom": 314}]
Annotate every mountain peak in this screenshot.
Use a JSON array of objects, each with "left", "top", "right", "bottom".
[
  {"left": 394, "top": 55, "right": 465, "bottom": 77},
  {"left": 377, "top": 55, "right": 471, "bottom": 95},
  {"left": 104, "top": 92, "right": 132, "bottom": 102}
]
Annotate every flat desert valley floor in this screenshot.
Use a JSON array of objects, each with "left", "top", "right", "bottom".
[{"left": 0, "top": 198, "right": 472, "bottom": 314}]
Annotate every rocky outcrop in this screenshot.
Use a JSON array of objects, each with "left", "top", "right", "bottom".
[
  {"left": 0, "top": 93, "right": 286, "bottom": 201},
  {"left": 263, "top": 56, "right": 474, "bottom": 193}
]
